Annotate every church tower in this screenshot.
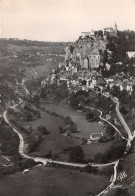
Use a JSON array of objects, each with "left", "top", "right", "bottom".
[
  {"left": 114, "top": 22, "right": 117, "bottom": 36},
  {"left": 114, "top": 22, "right": 117, "bottom": 31}
]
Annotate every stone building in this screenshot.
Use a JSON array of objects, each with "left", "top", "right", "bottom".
[
  {"left": 81, "top": 32, "right": 90, "bottom": 38},
  {"left": 103, "top": 23, "right": 118, "bottom": 38},
  {"left": 126, "top": 51, "right": 135, "bottom": 59},
  {"left": 88, "top": 49, "right": 103, "bottom": 69},
  {"left": 83, "top": 57, "right": 89, "bottom": 69}
]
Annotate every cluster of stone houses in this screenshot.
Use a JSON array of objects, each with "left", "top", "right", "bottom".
[
  {"left": 69, "top": 23, "right": 118, "bottom": 70},
  {"left": 42, "top": 24, "right": 135, "bottom": 96},
  {"left": 105, "top": 74, "right": 135, "bottom": 94},
  {"left": 65, "top": 23, "right": 111, "bottom": 69},
  {"left": 64, "top": 24, "right": 118, "bottom": 71},
  {"left": 42, "top": 65, "right": 107, "bottom": 93},
  {"left": 41, "top": 64, "right": 135, "bottom": 98}
]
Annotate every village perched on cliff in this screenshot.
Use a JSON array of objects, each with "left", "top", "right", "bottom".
[{"left": 42, "top": 23, "right": 135, "bottom": 97}]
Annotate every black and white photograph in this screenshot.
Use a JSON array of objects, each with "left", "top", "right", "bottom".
[{"left": 0, "top": 0, "right": 135, "bottom": 196}]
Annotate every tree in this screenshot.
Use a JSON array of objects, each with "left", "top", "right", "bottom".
[
  {"left": 64, "top": 116, "right": 73, "bottom": 125},
  {"left": 105, "top": 138, "right": 126, "bottom": 161},
  {"left": 33, "top": 94, "right": 40, "bottom": 105},
  {"left": 70, "top": 93, "right": 81, "bottom": 109},
  {"left": 81, "top": 137, "right": 87, "bottom": 145},
  {"left": 28, "top": 132, "right": 42, "bottom": 152},
  {"left": 111, "top": 85, "right": 120, "bottom": 97},
  {"left": 86, "top": 111, "right": 95, "bottom": 121},
  {"left": 97, "top": 30, "right": 103, "bottom": 37},
  {"left": 105, "top": 124, "right": 115, "bottom": 138},
  {"left": 114, "top": 188, "right": 130, "bottom": 196},
  {"left": 55, "top": 82, "right": 69, "bottom": 100},
  {"left": 69, "top": 146, "right": 84, "bottom": 163},
  {"left": 59, "top": 127, "right": 65, "bottom": 134},
  {"left": 103, "top": 50, "right": 108, "bottom": 66},
  {"left": 24, "top": 111, "right": 33, "bottom": 122},
  {"left": 94, "top": 153, "right": 104, "bottom": 163},
  {"left": 18, "top": 159, "right": 36, "bottom": 170},
  {"left": 120, "top": 106, "right": 128, "bottom": 115},
  {"left": 37, "top": 126, "right": 48, "bottom": 134}
]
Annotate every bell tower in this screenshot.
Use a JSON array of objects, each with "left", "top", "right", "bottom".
[
  {"left": 114, "top": 22, "right": 117, "bottom": 31},
  {"left": 114, "top": 22, "right": 117, "bottom": 36}
]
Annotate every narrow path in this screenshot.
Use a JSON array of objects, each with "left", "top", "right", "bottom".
[
  {"left": 21, "top": 79, "right": 30, "bottom": 95},
  {"left": 32, "top": 68, "right": 39, "bottom": 76}
]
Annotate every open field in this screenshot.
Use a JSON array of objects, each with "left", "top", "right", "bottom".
[
  {"left": 19, "top": 104, "right": 112, "bottom": 162},
  {"left": 22, "top": 110, "right": 81, "bottom": 157},
  {"left": 0, "top": 166, "right": 110, "bottom": 196},
  {"left": 43, "top": 103, "right": 104, "bottom": 138},
  {"left": 81, "top": 141, "right": 113, "bottom": 161},
  {"left": 34, "top": 63, "right": 58, "bottom": 77},
  {"left": 0, "top": 39, "right": 65, "bottom": 83}
]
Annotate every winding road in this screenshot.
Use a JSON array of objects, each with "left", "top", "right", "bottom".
[
  {"left": 112, "top": 97, "right": 133, "bottom": 140},
  {"left": 2, "top": 89, "right": 135, "bottom": 196}
]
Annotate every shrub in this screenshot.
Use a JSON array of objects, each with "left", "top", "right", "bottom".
[
  {"left": 86, "top": 111, "right": 95, "bottom": 121},
  {"left": 64, "top": 116, "right": 74, "bottom": 125},
  {"left": 105, "top": 138, "right": 126, "bottom": 161},
  {"left": 81, "top": 137, "right": 87, "bottom": 145},
  {"left": 24, "top": 111, "right": 33, "bottom": 122},
  {"left": 83, "top": 165, "right": 98, "bottom": 174},
  {"left": 69, "top": 146, "right": 84, "bottom": 163},
  {"left": 114, "top": 188, "right": 130, "bottom": 196},
  {"left": 37, "top": 125, "right": 48, "bottom": 134},
  {"left": 59, "top": 127, "right": 65, "bottom": 134},
  {"left": 120, "top": 106, "right": 128, "bottom": 115},
  {"left": 18, "top": 159, "right": 36, "bottom": 170},
  {"left": 94, "top": 153, "right": 104, "bottom": 163}
]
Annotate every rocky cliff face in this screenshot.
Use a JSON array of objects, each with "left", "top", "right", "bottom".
[{"left": 65, "top": 35, "right": 107, "bottom": 69}]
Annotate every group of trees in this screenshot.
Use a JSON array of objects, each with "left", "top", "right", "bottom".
[
  {"left": 28, "top": 131, "right": 42, "bottom": 153},
  {"left": 86, "top": 110, "right": 95, "bottom": 121},
  {"left": 106, "top": 137, "right": 126, "bottom": 160},
  {"left": 28, "top": 125, "right": 49, "bottom": 152},
  {"left": 69, "top": 93, "right": 82, "bottom": 109},
  {"left": 104, "top": 124, "right": 115, "bottom": 139},
  {"left": 94, "top": 30, "right": 103, "bottom": 38},
  {"left": 102, "top": 30, "right": 135, "bottom": 76},
  {"left": 95, "top": 137, "right": 127, "bottom": 163},
  {"left": 40, "top": 82, "right": 69, "bottom": 103},
  {"left": 59, "top": 116, "right": 77, "bottom": 135},
  {"left": 37, "top": 125, "right": 48, "bottom": 135},
  {"left": 0, "top": 125, "right": 19, "bottom": 156},
  {"left": 69, "top": 90, "right": 89, "bottom": 109},
  {"left": 69, "top": 146, "right": 84, "bottom": 163},
  {"left": 114, "top": 188, "right": 130, "bottom": 196},
  {"left": 69, "top": 90, "right": 114, "bottom": 115},
  {"left": 68, "top": 136, "right": 126, "bottom": 164},
  {"left": 107, "top": 30, "right": 135, "bottom": 62}
]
